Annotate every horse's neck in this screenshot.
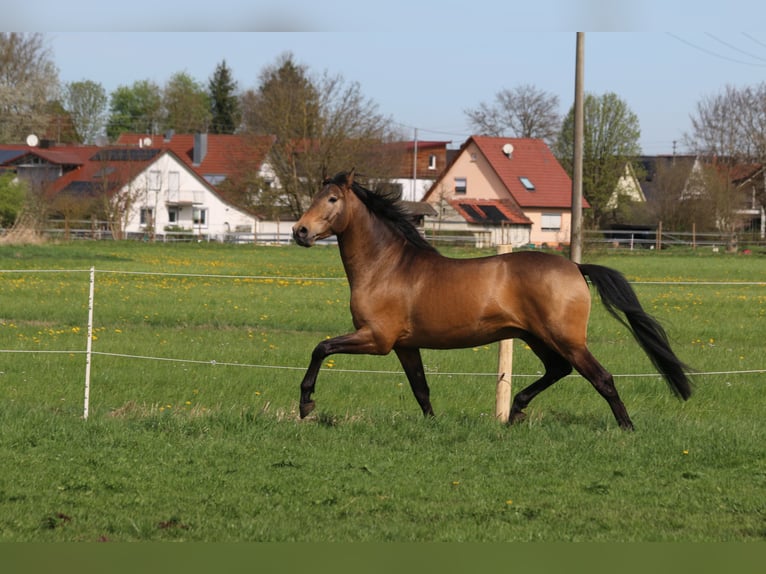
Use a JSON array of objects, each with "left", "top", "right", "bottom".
[{"left": 337, "top": 206, "right": 402, "bottom": 285}]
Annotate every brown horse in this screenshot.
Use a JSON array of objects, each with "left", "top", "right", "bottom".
[{"left": 292, "top": 171, "right": 691, "bottom": 429}]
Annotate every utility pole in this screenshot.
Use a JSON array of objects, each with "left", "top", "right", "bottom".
[
  {"left": 570, "top": 32, "right": 585, "bottom": 263},
  {"left": 412, "top": 127, "right": 418, "bottom": 202}
]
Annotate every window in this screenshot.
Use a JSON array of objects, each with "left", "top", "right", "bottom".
[
  {"left": 148, "top": 170, "right": 161, "bottom": 191},
  {"left": 167, "top": 207, "right": 180, "bottom": 224},
  {"left": 519, "top": 177, "right": 535, "bottom": 191},
  {"left": 428, "top": 154, "right": 437, "bottom": 170},
  {"left": 140, "top": 207, "right": 154, "bottom": 226},
  {"left": 541, "top": 213, "right": 561, "bottom": 232},
  {"left": 204, "top": 174, "right": 226, "bottom": 185},
  {"left": 192, "top": 208, "right": 208, "bottom": 227},
  {"left": 168, "top": 171, "right": 180, "bottom": 192},
  {"left": 454, "top": 177, "right": 467, "bottom": 194}
]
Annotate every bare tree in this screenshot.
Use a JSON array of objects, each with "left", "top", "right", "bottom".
[
  {"left": 648, "top": 158, "right": 696, "bottom": 230},
  {"left": 686, "top": 83, "right": 766, "bottom": 161},
  {"left": 49, "top": 191, "right": 95, "bottom": 239},
  {"left": 83, "top": 151, "right": 148, "bottom": 240},
  {"left": 464, "top": 84, "right": 561, "bottom": 145},
  {"left": 239, "top": 52, "right": 399, "bottom": 218},
  {"left": 0, "top": 33, "right": 59, "bottom": 143},
  {"left": 685, "top": 83, "right": 766, "bottom": 231}
]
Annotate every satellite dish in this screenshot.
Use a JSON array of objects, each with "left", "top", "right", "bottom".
[
  {"left": 26, "top": 134, "right": 39, "bottom": 147},
  {"left": 502, "top": 143, "right": 514, "bottom": 157},
  {"left": 143, "top": 137, "right": 153, "bottom": 147}
]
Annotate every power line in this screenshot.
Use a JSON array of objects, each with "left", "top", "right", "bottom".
[
  {"left": 393, "top": 120, "right": 470, "bottom": 141},
  {"left": 667, "top": 32, "right": 766, "bottom": 67},
  {"left": 704, "top": 33, "right": 766, "bottom": 63},
  {"left": 742, "top": 32, "right": 766, "bottom": 50}
]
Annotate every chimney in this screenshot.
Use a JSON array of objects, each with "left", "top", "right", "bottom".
[{"left": 193, "top": 132, "right": 208, "bottom": 166}]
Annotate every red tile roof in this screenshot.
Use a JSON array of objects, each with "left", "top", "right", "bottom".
[
  {"left": 45, "top": 148, "right": 176, "bottom": 199},
  {"left": 0, "top": 144, "right": 98, "bottom": 166},
  {"left": 469, "top": 136, "right": 586, "bottom": 209},
  {"left": 115, "top": 133, "right": 274, "bottom": 183},
  {"left": 423, "top": 136, "right": 588, "bottom": 211}
]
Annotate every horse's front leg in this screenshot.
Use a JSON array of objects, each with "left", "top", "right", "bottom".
[{"left": 299, "top": 327, "right": 385, "bottom": 418}]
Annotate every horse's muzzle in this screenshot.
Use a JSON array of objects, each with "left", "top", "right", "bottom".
[{"left": 292, "top": 224, "right": 313, "bottom": 247}]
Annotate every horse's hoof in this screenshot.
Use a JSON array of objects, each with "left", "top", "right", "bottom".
[
  {"left": 509, "top": 411, "right": 527, "bottom": 425},
  {"left": 299, "top": 401, "right": 316, "bottom": 419}
]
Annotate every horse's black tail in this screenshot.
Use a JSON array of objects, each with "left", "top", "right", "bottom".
[{"left": 578, "top": 263, "right": 692, "bottom": 400}]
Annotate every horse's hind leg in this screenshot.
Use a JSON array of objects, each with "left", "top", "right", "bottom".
[
  {"left": 394, "top": 347, "right": 434, "bottom": 417},
  {"left": 510, "top": 338, "right": 573, "bottom": 424},
  {"left": 568, "top": 347, "right": 634, "bottom": 430}
]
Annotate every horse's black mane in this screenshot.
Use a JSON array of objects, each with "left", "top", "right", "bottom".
[{"left": 328, "top": 172, "right": 437, "bottom": 252}]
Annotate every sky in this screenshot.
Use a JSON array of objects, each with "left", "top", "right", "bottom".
[{"left": 6, "top": 2, "right": 766, "bottom": 156}]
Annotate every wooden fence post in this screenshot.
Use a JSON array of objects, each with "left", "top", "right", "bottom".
[{"left": 495, "top": 245, "right": 513, "bottom": 422}]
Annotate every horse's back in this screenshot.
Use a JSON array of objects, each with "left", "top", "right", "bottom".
[{"left": 398, "top": 249, "right": 591, "bottom": 349}]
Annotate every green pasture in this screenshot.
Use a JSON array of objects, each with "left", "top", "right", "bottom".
[{"left": 0, "top": 241, "right": 763, "bottom": 541}]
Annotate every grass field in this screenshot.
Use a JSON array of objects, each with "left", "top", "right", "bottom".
[{"left": 0, "top": 241, "right": 764, "bottom": 542}]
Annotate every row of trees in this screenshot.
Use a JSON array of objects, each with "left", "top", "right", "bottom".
[
  {"left": 0, "top": 33, "right": 244, "bottom": 144},
  {"left": 2, "top": 33, "right": 763, "bottom": 231},
  {"left": 1, "top": 34, "right": 400, "bottom": 222},
  {"left": 466, "top": 83, "right": 765, "bottom": 232}
]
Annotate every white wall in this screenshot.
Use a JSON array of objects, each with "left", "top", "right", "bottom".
[{"left": 120, "top": 153, "right": 257, "bottom": 240}]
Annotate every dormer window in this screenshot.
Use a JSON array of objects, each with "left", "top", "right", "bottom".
[{"left": 519, "top": 177, "right": 535, "bottom": 191}]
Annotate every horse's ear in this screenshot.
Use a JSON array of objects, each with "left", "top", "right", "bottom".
[{"left": 347, "top": 168, "right": 355, "bottom": 187}]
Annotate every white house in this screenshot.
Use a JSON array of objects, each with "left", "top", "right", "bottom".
[
  {"left": 49, "top": 147, "right": 258, "bottom": 241},
  {"left": 126, "top": 150, "right": 257, "bottom": 240}
]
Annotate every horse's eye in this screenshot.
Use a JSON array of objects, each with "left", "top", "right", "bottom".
[{"left": 328, "top": 196, "right": 338, "bottom": 204}]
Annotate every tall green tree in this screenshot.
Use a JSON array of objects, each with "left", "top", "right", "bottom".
[
  {"left": 62, "top": 79, "right": 107, "bottom": 144},
  {"left": 208, "top": 60, "right": 240, "bottom": 134},
  {"left": 554, "top": 92, "right": 641, "bottom": 228},
  {"left": 106, "top": 79, "right": 162, "bottom": 140},
  {"left": 162, "top": 71, "right": 211, "bottom": 134},
  {"left": 0, "top": 32, "right": 59, "bottom": 143},
  {"left": 0, "top": 172, "right": 26, "bottom": 228}
]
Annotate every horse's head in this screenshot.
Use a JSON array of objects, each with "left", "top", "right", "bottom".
[{"left": 293, "top": 170, "right": 355, "bottom": 247}]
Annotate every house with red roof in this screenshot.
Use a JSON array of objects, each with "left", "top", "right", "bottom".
[
  {"left": 386, "top": 139, "right": 451, "bottom": 202},
  {"left": 0, "top": 132, "right": 278, "bottom": 240},
  {"left": 45, "top": 145, "right": 259, "bottom": 240},
  {"left": 422, "top": 136, "right": 587, "bottom": 247},
  {"left": 116, "top": 132, "right": 277, "bottom": 193},
  {"left": 0, "top": 143, "right": 98, "bottom": 183}
]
